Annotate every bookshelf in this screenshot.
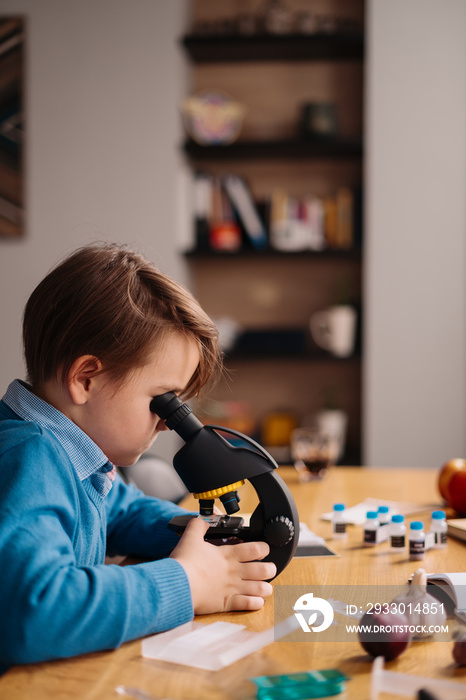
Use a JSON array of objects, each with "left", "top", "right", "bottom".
[{"left": 180, "top": 0, "right": 365, "bottom": 464}]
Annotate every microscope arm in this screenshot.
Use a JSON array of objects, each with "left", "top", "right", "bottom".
[{"left": 204, "top": 425, "right": 278, "bottom": 469}]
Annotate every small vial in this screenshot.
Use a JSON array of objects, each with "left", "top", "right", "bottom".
[
  {"left": 332, "top": 503, "right": 347, "bottom": 539},
  {"left": 377, "top": 505, "right": 390, "bottom": 525},
  {"left": 363, "top": 511, "right": 379, "bottom": 546},
  {"left": 431, "top": 510, "right": 448, "bottom": 549},
  {"left": 389, "top": 514, "right": 406, "bottom": 550},
  {"left": 409, "top": 521, "right": 425, "bottom": 560}
]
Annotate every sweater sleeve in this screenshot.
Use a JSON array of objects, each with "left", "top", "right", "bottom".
[
  {"left": 0, "top": 431, "right": 193, "bottom": 668},
  {"left": 104, "top": 474, "right": 192, "bottom": 559}
]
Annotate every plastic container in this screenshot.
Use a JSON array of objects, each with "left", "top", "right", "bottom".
[
  {"left": 332, "top": 503, "right": 347, "bottom": 539},
  {"left": 363, "top": 511, "right": 379, "bottom": 546},
  {"left": 252, "top": 668, "right": 348, "bottom": 700},
  {"left": 409, "top": 521, "right": 425, "bottom": 560},
  {"left": 389, "top": 514, "right": 406, "bottom": 550},
  {"left": 371, "top": 656, "right": 466, "bottom": 700},
  {"left": 431, "top": 510, "right": 447, "bottom": 549}
]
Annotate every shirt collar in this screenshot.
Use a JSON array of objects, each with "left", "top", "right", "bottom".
[{"left": 2, "top": 379, "right": 114, "bottom": 496}]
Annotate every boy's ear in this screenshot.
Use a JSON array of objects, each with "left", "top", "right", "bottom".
[{"left": 68, "top": 355, "right": 103, "bottom": 405}]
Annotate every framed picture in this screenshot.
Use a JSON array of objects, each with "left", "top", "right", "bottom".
[{"left": 0, "top": 17, "right": 24, "bottom": 238}]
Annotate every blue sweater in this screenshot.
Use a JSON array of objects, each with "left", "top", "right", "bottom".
[{"left": 0, "top": 398, "right": 193, "bottom": 673}]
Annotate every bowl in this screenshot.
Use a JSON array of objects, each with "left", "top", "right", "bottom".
[{"left": 181, "top": 91, "right": 247, "bottom": 145}]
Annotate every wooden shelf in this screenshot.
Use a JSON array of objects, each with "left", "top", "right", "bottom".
[
  {"left": 184, "top": 247, "right": 362, "bottom": 260},
  {"left": 225, "top": 348, "right": 362, "bottom": 362},
  {"left": 183, "top": 137, "right": 363, "bottom": 161},
  {"left": 223, "top": 326, "right": 362, "bottom": 362},
  {"left": 181, "top": 32, "right": 364, "bottom": 63}
]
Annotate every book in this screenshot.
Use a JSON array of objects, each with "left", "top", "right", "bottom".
[
  {"left": 269, "top": 188, "right": 289, "bottom": 251},
  {"left": 335, "top": 187, "right": 354, "bottom": 249},
  {"left": 304, "top": 196, "right": 326, "bottom": 250},
  {"left": 409, "top": 572, "right": 466, "bottom": 622},
  {"left": 223, "top": 175, "right": 268, "bottom": 250},
  {"left": 323, "top": 195, "right": 337, "bottom": 247},
  {"left": 295, "top": 522, "right": 338, "bottom": 557},
  {"left": 447, "top": 518, "right": 466, "bottom": 542}
]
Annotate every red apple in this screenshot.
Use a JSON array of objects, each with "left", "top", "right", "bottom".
[
  {"left": 453, "top": 632, "right": 466, "bottom": 666},
  {"left": 447, "top": 470, "right": 466, "bottom": 515},
  {"left": 438, "top": 458, "right": 466, "bottom": 501},
  {"left": 358, "top": 609, "right": 410, "bottom": 661}
]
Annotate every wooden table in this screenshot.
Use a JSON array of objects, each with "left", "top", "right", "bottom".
[{"left": 2, "top": 467, "right": 466, "bottom": 700}]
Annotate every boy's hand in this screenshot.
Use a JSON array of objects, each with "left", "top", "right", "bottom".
[{"left": 170, "top": 516, "right": 276, "bottom": 614}]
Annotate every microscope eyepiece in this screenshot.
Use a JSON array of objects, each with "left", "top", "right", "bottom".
[
  {"left": 150, "top": 392, "right": 185, "bottom": 423},
  {"left": 150, "top": 391, "right": 203, "bottom": 440}
]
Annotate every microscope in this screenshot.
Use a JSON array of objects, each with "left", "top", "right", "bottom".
[{"left": 150, "top": 392, "right": 299, "bottom": 579}]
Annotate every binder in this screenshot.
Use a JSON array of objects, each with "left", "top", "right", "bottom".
[
  {"left": 193, "top": 172, "right": 213, "bottom": 250},
  {"left": 336, "top": 187, "right": 354, "bottom": 249}
]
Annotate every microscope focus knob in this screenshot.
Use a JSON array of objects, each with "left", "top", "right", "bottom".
[{"left": 263, "top": 515, "right": 295, "bottom": 547}]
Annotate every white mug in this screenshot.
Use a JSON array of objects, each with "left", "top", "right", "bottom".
[
  {"left": 315, "top": 409, "right": 348, "bottom": 462},
  {"left": 310, "top": 305, "right": 357, "bottom": 358}
]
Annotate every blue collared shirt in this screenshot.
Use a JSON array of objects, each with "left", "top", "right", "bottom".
[
  {"left": 0, "top": 380, "right": 194, "bottom": 670},
  {"left": 2, "top": 379, "right": 115, "bottom": 497}
]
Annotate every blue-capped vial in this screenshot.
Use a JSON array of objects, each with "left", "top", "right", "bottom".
[
  {"left": 363, "top": 511, "right": 379, "bottom": 546},
  {"left": 377, "top": 505, "right": 390, "bottom": 525},
  {"left": 409, "top": 521, "right": 425, "bottom": 560},
  {"left": 332, "top": 503, "right": 347, "bottom": 539},
  {"left": 431, "top": 510, "right": 447, "bottom": 549},
  {"left": 389, "top": 514, "right": 406, "bottom": 550}
]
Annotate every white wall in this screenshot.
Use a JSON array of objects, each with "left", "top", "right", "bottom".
[
  {"left": 364, "top": 0, "right": 466, "bottom": 466},
  {"left": 1, "top": 0, "right": 466, "bottom": 469},
  {"left": 0, "top": 0, "right": 190, "bottom": 461}
]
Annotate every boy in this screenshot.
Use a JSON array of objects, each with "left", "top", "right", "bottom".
[{"left": 0, "top": 243, "right": 275, "bottom": 673}]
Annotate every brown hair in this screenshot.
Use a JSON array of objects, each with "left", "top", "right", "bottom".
[{"left": 23, "top": 243, "right": 222, "bottom": 398}]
